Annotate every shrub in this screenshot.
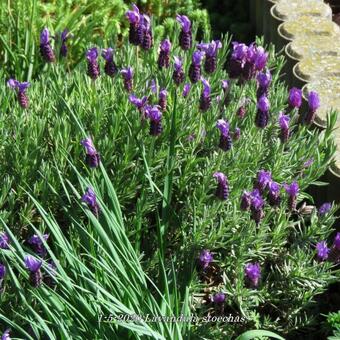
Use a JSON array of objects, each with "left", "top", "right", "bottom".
[{"left": 0, "top": 4, "right": 339, "bottom": 338}]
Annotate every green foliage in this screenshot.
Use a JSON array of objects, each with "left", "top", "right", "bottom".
[
  {"left": 0, "top": 5, "right": 339, "bottom": 339},
  {"left": 0, "top": 0, "right": 209, "bottom": 80}
]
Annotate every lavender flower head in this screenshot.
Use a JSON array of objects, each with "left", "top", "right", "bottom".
[
  {"left": 158, "top": 39, "right": 171, "bottom": 68},
  {"left": 159, "top": 89, "right": 167, "bottom": 112},
  {"left": 59, "top": 29, "right": 72, "bottom": 57},
  {"left": 141, "top": 14, "right": 153, "bottom": 50},
  {"left": 1, "top": 329, "right": 10, "bottom": 340},
  {"left": 256, "top": 69, "right": 271, "bottom": 98},
  {"left": 288, "top": 88, "right": 302, "bottom": 109},
  {"left": 240, "top": 191, "right": 252, "bottom": 210},
  {"left": 255, "top": 95, "right": 270, "bottom": 128},
  {"left": 197, "top": 40, "right": 222, "bottom": 73},
  {"left": 234, "top": 127, "right": 241, "bottom": 140},
  {"left": 126, "top": 4, "right": 142, "bottom": 45},
  {"left": 81, "top": 137, "right": 100, "bottom": 168},
  {"left": 199, "top": 250, "right": 213, "bottom": 269},
  {"left": 25, "top": 255, "right": 43, "bottom": 287},
  {"left": 268, "top": 181, "right": 281, "bottom": 207},
  {"left": 245, "top": 262, "right": 261, "bottom": 287},
  {"left": 173, "top": 56, "right": 185, "bottom": 85},
  {"left": 279, "top": 112, "right": 290, "bottom": 143},
  {"left": 189, "top": 51, "right": 204, "bottom": 84},
  {"left": 121, "top": 67, "right": 134, "bottom": 92},
  {"left": 255, "top": 170, "right": 272, "bottom": 193},
  {"left": 254, "top": 46, "right": 268, "bottom": 72},
  {"left": 250, "top": 189, "right": 265, "bottom": 224},
  {"left": 318, "top": 202, "right": 331, "bottom": 216},
  {"left": 0, "top": 232, "right": 10, "bottom": 249},
  {"left": 150, "top": 79, "right": 157, "bottom": 93},
  {"left": 199, "top": 77, "right": 211, "bottom": 112},
  {"left": 216, "top": 119, "right": 232, "bottom": 151},
  {"left": 213, "top": 292, "right": 225, "bottom": 304},
  {"left": 0, "top": 263, "right": 6, "bottom": 280},
  {"left": 102, "top": 48, "right": 117, "bottom": 77},
  {"left": 28, "top": 234, "right": 49, "bottom": 257},
  {"left": 176, "top": 15, "right": 192, "bottom": 50},
  {"left": 284, "top": 181, "right": 299, "bottom": 211},
  {"left": 129, "top": 94, "right": 148, "bottom": 116},
  {"left": 86, "top": 47, "right": 100, "bottom": 80},
  {"left": 305, "top": 91, "right": 320, "bottom": 124},
  {"left": 316, "top": 241, "right": 330, "bottom": 261},
  {"left": 213, "top": 172, "right": 229, "bottom": 200},
  {"left": 7, "top": 79, "right": 30, "bottom": 108},
  {"left": 82, "top": 187, "right": 100, "bottom": 216},
  {"left": 145, "top": 105, "right": 163, "bottom": 136},
  {"left": 182, "top": 83, "right": 191, "bottom": 98},
  {"left": 40, "top": 28, "right": 55, "bottom": 62},
  {"left": 229, "top": 42, "right": 248, "bottom": 78}
]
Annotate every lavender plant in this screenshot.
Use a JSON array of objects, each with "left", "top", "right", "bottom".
[{"left": 0, "top": 4, "right": 339, "bottom": 339}]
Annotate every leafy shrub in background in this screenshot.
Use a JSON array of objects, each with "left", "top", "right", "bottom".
[
  {"left": 0, "top": 2, "right": 339, "bottom": 339},
  {"left": 0, "top": 0, "right": 209, "bottom": 81}
]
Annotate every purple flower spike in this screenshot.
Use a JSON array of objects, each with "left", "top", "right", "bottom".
[
  {"left": 255, "top": 170, "right": 272, "bottom": 193},
  {"left": 176, "top": 15, "right": 192, "bottom": 50},
  {"left": 173, "top": 56, "right": 185, "bottom": 85},
  {"left": 0, "top": 263, "right": 6, "bottom": 280},
  {"left": 189, "top": 51, "right": 204, "bottom": 83},
  {"left": 145, "top": 106, "right": 163, "bottom": 136},
  {"left": 251, "top": 193, "right": 265, "bottom": 225},
  {"left": 279, "top": 112, "right": 290, "bottom": 143},
  {"left": 158, "top": 39, "right": 171, "bottom": 69},
  {"left": 159, "top": 89, "right": 167, "bottom": 112},
  {"left": 102, "top": 48, "right": 117, "bottom": 77},
  {"left": 254, "top": 47, "right": 268, "bottom": 72},
  {"left": 284, "top": 181, "right": 299, "bottom": 211},
  {"left": 28, "top": 234, "right": 49, "bottom": 257},
  {"left": 217, "top": 119, "right": 232, "bottom": 151},
  {"left": 86, "top": 47, "right": 100, "bottom": 80},
  {"left": 0, "top": 232, "right": 10, "bottom": 249},
  {"left": 255, "top": 96, "right": 270, "bottom": 128},
  {"left": 268, "top": 181, "right": 281, "bottom": 207},
  {"left": 1, "top": 329, "right": 10, "bottom": 340},
  {"left": 233, "top": 127, "right": 241, "bottom": 140},
  {"left": 256, "top": 69, "right": 271, "bottom": 98},
  {"left": 199, "top": 250, "right": 213, "bottom": 269},
  {"left": 182, "top": 83, "right": 191, "bottom": 98},
  {"left": 7, "top": 79, "right": 30, "bottom": 108},
  {"left": 59, "top": 29, "right": 72, "bottom": 57},
  {"left": 141, "top": 14, "right": 153, "bottom": 50},
  {"left": 129, "top": 95, "right": 148, "bottom": 116},
  {"left": 199, "top": 78, "right": 211, "bottom": 112},
  {"left": 25, "top": 255, "right": 43, "bottom": 287},
  {"left": 288, "top": 88, "right": 302, "bottom": 109},
  {"left": 305, "top": 91, "right": 320, "bottom": 124},
  {"left": 82, "top": 187, "right": 100, "bottom": 217},
  {"left": 213, "top": 172, "right": 229, "bottom": 200},
  {"left": 229, "top": 42, "right": 247, "bottom": 79},
  {"left": 197, "top": 40, "right": 222, "bottom": 73},
  {"left": 245, "top": 262, "right": 261, "bottom": 287},
  {"left": 241, "top": 191, "right": 252, "bottom": 210},
  {"left": 81, "top": 137, "right": 100, "bottom": 168},
  {"left": 316, "top": 241, "right": 330, "bottom": 261},
  {"left": 318, "top": 202, "right": 331, "bottom": 216},
  {"left": 121, "top": 67, "right": 134, "bottom": 92},
  {"left": 213, "top": 292, "right": 225, "bottom": 304},
  {"left": 126, "top": 4, "right": 142, "bottom": 45},
  {"left": 40, "top": 28, "right": 55, "bottom": 63},
  {"left": 222, "top": 80, "right": 229, "bottom": 92}
]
